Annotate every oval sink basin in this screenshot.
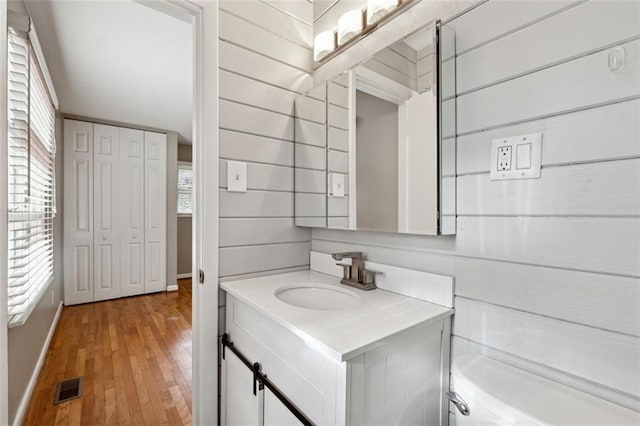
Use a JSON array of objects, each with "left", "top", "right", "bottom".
[{"left": 274, "top": 284, "right": 361, "bottom": 311}]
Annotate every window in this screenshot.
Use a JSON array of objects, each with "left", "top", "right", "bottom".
[
  {"left": 177, "top": 162, "right": 193, "bottom": 215},
  {"left": 7, "top": 23, "right": 56, "bottom": 327}
]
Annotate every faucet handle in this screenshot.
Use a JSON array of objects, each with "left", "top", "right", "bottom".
[
  {"left": 331, "top": 251, "right": 363, "bottom": 260},
  {"left": 336, "top": 263, "right": 351, "bottom": 280},
  {"left": 362, "top": 269, "right": 382, "bottom": 286}
]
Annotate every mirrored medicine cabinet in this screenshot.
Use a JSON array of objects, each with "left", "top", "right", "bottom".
[{"left": 294, "top": 12, "right": 456, "bottom": 236}]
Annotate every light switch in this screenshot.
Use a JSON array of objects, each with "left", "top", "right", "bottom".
[
  {"left": 516, "top": 143, "right": 532, "bottom": 170},
  {"left": 330, "top": 173, "right": 345, "bottom": 197},
  {"left": 227, "top": 161, "right": 247, "bottom": 192}
]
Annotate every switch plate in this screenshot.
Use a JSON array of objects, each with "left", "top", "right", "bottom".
[
  {"left": 329, "top": 173, "right": 345, "bottom": 197},
  {"left": 516, "top": 143, "right": 532, "bottom": 170},
  {"left": 227, "top": 161, "right": 247, "bottom": 192},
  {"left": 490, "top": 133, "right": 542, "bottom": 180}
]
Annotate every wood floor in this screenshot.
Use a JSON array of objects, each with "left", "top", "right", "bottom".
[{"left": 23, "top": 279, "right": 193, "bottom": 426}]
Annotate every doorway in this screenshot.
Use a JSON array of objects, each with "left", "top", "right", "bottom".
[{"left": 0, "top": 1, "right": 218, "bottom": 424}]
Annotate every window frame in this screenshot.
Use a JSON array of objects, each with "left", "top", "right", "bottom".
[
  {"left": 6, "top": 20, "right": 57, "bottom": 328},
  {"left": 177, "top": 160, "right": 193, "bottom": 217}
]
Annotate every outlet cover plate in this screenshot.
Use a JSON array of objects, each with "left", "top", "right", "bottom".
[{"left": 490, "top": 133, "right": 542, "bottom": 180}]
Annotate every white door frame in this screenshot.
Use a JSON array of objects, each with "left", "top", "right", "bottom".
[
  {"left": 1, "top": 4, "right": 9, "bottom": 425},
  {"left": 164, "top": 1, "right": 219, "bottom": 423},
  {"left": 0, "top": 1, "right": 219, "bottom": 422},
  {"left": 189, "top": 2, "right": 219, "bottom": 424},
  {"left": 138, "top": 1, "right": 220, "bottom": 422}
]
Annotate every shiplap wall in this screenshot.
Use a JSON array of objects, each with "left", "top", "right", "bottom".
[
  {"left": 362, "top": 44, "right": 418, "bottom": 91},
  {"left": 312, "top": 0, "right": 640, "bottom": 416},
  {"left": 294, "top": 82, "right": 327, "bottom": 227},
  {"left": 218, "top": 1, "right": 314, "bottom": 281},
  {"left": 327, "top": 74, "right": 351, "bottom": 228}
]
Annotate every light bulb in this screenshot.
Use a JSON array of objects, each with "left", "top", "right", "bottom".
[
  {"left": 366, "top": 0, "right": 399, "bottom": 25},
  {"left": 337, "top": 9, "right": 363, "bottom": 46},
  {"left": 314, "top": 30, "right": 336, "bottom": 62}
]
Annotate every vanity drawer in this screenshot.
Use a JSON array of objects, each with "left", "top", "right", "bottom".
[{"left": 225, "top": 295, "right": 347, "bottom": 425}]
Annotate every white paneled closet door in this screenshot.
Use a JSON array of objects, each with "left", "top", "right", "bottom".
[
  {"left": 64, "top": 120, "right": 95, "bottom": 305},
  {"left": 120, "top": 128, "right": 146, "bottom": 297},
  {"left": 144, "top": 131, "right": 167, "bottom": 293},
  {"left": 93, "top": 124, "right": 121, "bottom": 302}
]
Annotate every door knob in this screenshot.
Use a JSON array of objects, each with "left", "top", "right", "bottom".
[
  {"left": 102, "top": 235, "right": 108, "bottom": 240},
  {"left": 132, "top": 233, "right": 138, "bottom": 239}
]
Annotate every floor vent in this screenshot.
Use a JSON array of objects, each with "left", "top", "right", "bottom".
[{"left": 53, "top": 377, "right": 84, "bottom": 404}]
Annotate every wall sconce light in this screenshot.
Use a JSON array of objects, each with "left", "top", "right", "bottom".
[
  {"left": 367, "top": 0, "right": 400, "bottom": 25},
  {"left": 314, "top": 30, "right": 336, "bottom": 62},
  {"left": 337, "top": 9, "right": 364, "bottom": 46}
]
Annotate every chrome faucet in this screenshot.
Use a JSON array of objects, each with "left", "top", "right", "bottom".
[{"left": 331, "top": 252, "right": 379, "bottom": 291}]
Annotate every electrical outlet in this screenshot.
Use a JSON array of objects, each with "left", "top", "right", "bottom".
[{"left": 497, "top": 146, "right": 512, "bottom": 171}]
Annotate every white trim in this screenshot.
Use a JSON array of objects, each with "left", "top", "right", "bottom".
[
  {"left": 142, "top": 1, "right": 219, "bottom": 423},
  {"left": 190, "top": 2, "right": 219, "bottom": 425},
  {"left": 1, "top": 4, "right": 10, "bottom": 424},
  {"left": 177, "top": 273, "right": 192, "bottom": 279},
  {"left": 167, "top": 284, "right": 179, "bottom": 292},
  {"left": 8, "top": 277, "right": 54, "bottom": 328},
  {"left": 11, "top": 301, "right": 63, "bottom": 426},
  {"left": 354, "top": 65, "right": 413, "bottom": 105},
  {"left": 28, "top": 25, "right": 58, "bottom": 109}
]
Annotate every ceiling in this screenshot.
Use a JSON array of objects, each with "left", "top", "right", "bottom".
[{"left": 25, "top": 0, "right": 193, "bottom": 143}]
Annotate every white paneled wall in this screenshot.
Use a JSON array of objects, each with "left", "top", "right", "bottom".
[
  {"left": 312, "top": 0, "right": 640, "bottom": 415},
  {"left": 327, "top": 76, "right": 350, "bottom": 227},
  {"left": 217, "top": 0, "right": 313, "bottom": 314},
  {"left": 362, "top": 46, "right": 417, "bottom": 91}
]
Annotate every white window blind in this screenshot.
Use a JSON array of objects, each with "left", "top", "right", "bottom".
[
  {"left": 177, "top": 162, "right": 193, "bottom": 215},
  {"left": 7, "top": 26, "right": 56, "bottom": 327}
]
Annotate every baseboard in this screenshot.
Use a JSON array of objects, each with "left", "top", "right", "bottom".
[
  {"left": 13, "top": 301, "right": 63, "bottom": 426},
  {"left": 177, "top": 273, "right": 192, "bottom": 279},
  {"left": 167, "top": 284, "right": 179, "bottom": 292}
]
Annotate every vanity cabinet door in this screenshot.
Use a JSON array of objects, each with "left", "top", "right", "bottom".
[
  {"left": 264, "top": 388, "right": 304, "bottom": 426},
  {"left": 221, "top": 350, "right": 263, "bottom": 425}
]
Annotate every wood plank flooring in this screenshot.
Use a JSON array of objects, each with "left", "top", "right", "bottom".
[{"left": 23, "top": 279, "right": 192, "bottom": 426}]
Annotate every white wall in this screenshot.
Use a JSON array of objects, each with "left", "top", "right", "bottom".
[
  {"left": 355, "top": 90, "right": 398, "bottom": 232},
  {"left": 398, "top": 89, "right": 437, "bottom": 234},
  {"left": 312, "top": 0, "right": 640, "bottom": 416},
  {"left": 217, "top": 0, "right": 315, "bottom": 326}
]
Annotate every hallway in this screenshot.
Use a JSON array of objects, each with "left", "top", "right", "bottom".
[{"left": 23, "top": 279, "right": 192, "bottom": 425}]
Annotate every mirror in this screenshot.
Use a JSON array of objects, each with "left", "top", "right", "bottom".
[{"left": 294, "top": 18, "right": 456, "bottom": 235}]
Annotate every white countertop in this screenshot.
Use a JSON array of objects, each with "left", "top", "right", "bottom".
[{"left": 221, "top": 270, "right": 453, "bottom": 362}]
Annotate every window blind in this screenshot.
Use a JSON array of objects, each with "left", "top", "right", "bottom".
[
  {"left": 177, "top": 163, "right": 193, "bottom": 215},
  {"left": 7, "top": 25, "right": 56, "bottom": 327}
]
